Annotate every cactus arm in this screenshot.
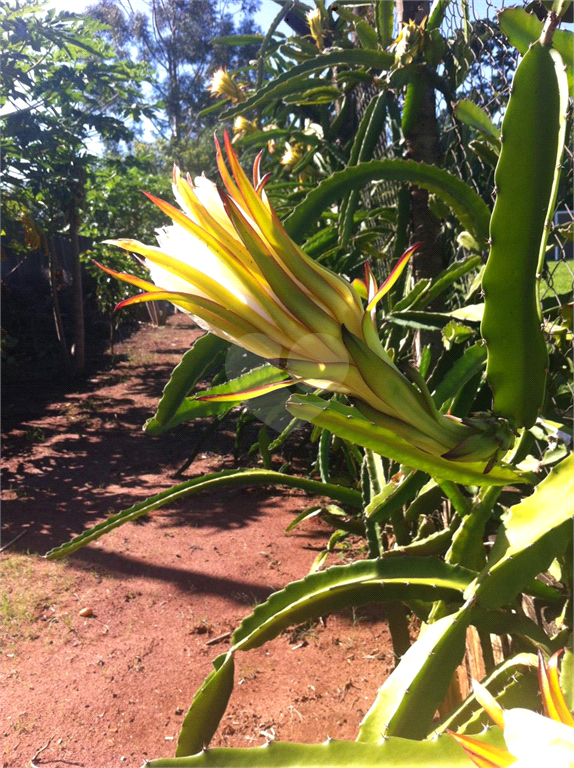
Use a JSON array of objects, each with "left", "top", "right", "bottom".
[
  {"left": 381, "top": 516, "right": 461, "bottom": 559},
  {"left": 284, "top": 159, "right": 491, "bottom": 245},
  {"left": 468, "top": 455, "right": 574, "bottom": 609},
  {"left": 498, "top": 6, "right": 573, "bottom": 93},
  {"left": 173, "top": 559, "right": 474, "bottom": 756},
  {"left": 144, "top": 730, "right": 505, "bottom": 767},
  {"left": 45, "top": 468, "right": 362, "bottom": 559},
  {"left": 175, "top": 653, "right": 235, "bottom": 757},
  {"left": 481, "top": 42, "right": 568, "bottom": 428},
  {"left": 445, "top": 486, "right": 501, "bottom": 571},
  {"left": 430, "top": 653, "right": 539, "bottom": 737},
  {"left": 357, "top": 607, "right": 470, "bottom": 740},
  {"left": 144, "top": 333, "right": 229, "bottom": 434},
  {"left": 231, "top": 557, "right": 474, "bottom": 652}
]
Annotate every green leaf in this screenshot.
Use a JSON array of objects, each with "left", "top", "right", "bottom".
[
  {"left": 44, "top": 469, "right": 362, "bottom": 559},
  {"left": 498, "top": 7, "right": 573, "bottom": 93},
  {"left": 283, "top": 159, "right": 491, "bottom": 245},
  {"left": 144, "top": 334, "right": 228, "bottom": 435},
  {"left": 287, "top": 395, "right": 527, "bottom": 487},
  {"left": 432, "top": 343, "right": 487, "bottom": 410},
  {"left": 470, "top": 455, "right": 574, "bottom": 608},
  {"left": 355, "top": 20, "right": 379, "bottom": 50},
  {"left": 210, "top": 34, "right": 265, "bottom": 46},
  {"left": 358, "top": 608, "right": 470, "bottom": 740},
  {"left": 454, "top": 99, "right": 500, "bottom": 144},
  {"left": 231, "top": 558, "right": 474, "bottom": 652},
  {"left": 221, "top": 49, "right": 394, "bottom": 120},
  {"left": 176, "top": 652, "right": 235, "bottom": 757},
  {"left": 145, "top": 731, "right": 505, "bottom": 767}
]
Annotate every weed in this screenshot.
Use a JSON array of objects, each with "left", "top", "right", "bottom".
[
  {"left": 0, "top": 554, "right": 76, "bottom": 648},
  {"left": 285, "top": 619, "right": 320, "bottom": 645},
  {"left": 24, "top": 427, "right": 45, "bottom": 444}
]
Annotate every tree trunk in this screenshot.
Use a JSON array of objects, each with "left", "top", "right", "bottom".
[
  {"left": 397, "top": 0, "right": 444, "bottom": 363},
  {"left": 68, "top": 203, "right": 85, "bottom": 375},
  {"left": 47, "top": 234, "right": 72, "bottom": 373}
]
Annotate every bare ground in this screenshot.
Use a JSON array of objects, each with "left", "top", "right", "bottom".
[{"left": 1, "top": 316, "right": 394, "bottom": 768}]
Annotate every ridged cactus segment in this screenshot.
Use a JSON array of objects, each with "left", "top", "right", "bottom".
[
  {"left": 45, "top": 468, "right": 362, "bottom": 559},
  {"left": 284, "top": 158, "right": 491, "bottom": 245},
  {"left": 431, "top": 652, "right": 539, "bottom": 737},
  {"left": 381, "top": 517, "right": 460, "bottom": 559},
  {"left": 175, "top": 652, "right": 235, "bottom": 758},
  {"left": 481, "top": 41, "right": 568, "bottom": 428},
  {"left": 144, "top": 333, "right": 228, "bottom": 435},
  {"left": 145, "top": 730, "right": 505, "bottom": 767},
  {"left": 357, "top": 608, "right": 469, "bottom": 741},
  {"left": 469, "top": 455, "right": 574, "bottom": 609},
  {"left": 231, "top": 557, "right": 474, "bottom": 652}
]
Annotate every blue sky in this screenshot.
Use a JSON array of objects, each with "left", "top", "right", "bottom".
[
  {"left": 46, "top": 0, "right": 293, "bottom": 32},
  {"left": 46, "top": 0, "right": 502, "bottom": 33}
]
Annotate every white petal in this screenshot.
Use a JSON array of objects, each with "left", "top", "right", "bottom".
[
  {"left": 192, "top": 175, "right": 240, "bottom": 239},
  {"left": 152, "top": 224, "right": 275, "bottom": 324},
  {"left": 503, "top": 708, "right": 574, "bottom": 766}
]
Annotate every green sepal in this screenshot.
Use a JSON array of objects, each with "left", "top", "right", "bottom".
[{"left": 286, "top": 394, "right": 531, "bottom": 487}]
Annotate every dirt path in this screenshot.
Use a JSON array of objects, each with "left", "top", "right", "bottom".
[{"left": 1, "top": 317, "right": 393, "bottom": 768}]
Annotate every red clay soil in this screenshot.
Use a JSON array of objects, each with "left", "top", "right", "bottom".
[{"left": 1, "top": 316, "right": 395, "bottom": 768}]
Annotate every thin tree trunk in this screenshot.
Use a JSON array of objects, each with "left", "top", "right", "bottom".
[
  {"left": 396, "top": 0, "right": 444, "bottom": 364},
  {"left": 69, "top": 203, "right": 85, "bottom": 375},
  {"left": 47, "top": 234, "right": 72, "bottom": 373}
]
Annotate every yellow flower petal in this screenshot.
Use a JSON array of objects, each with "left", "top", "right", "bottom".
[
  {"left": 472, "top": 679, "right": 506, "bottom": 730},
  {"left": 448, "top": 730, "right": 517, "bottom": 767},
  {"left": 541, "top": 650, "right": 574, "bottom": 726}
]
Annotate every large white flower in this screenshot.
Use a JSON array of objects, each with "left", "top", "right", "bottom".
[{"left": 100, "top": 133, "right": 512, "bottom": 466}]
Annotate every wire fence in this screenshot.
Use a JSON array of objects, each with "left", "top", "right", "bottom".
[
  {"left": 367, "top": 1, "right": 572, "bottom": 313},
  {"left": 442, "top": 0, "right": 573, "bottom": 301}
]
